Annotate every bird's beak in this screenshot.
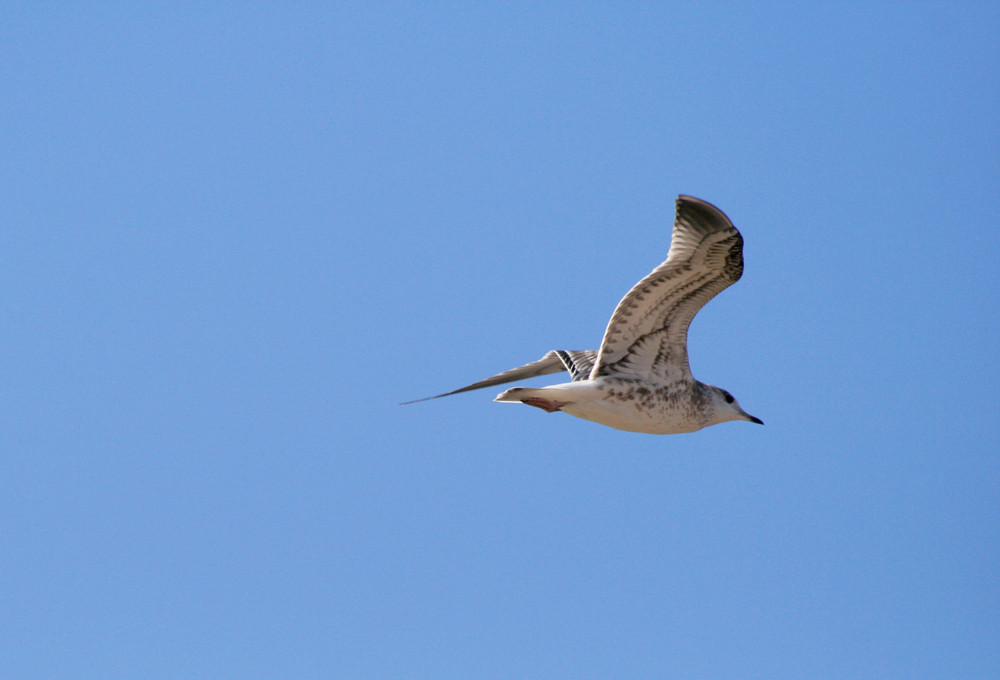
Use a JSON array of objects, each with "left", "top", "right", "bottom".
[{"left": 745, "top": 413, "right": 764, "bottom": 425}]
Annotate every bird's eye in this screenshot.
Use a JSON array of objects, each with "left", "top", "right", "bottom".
[{"left": 723, "top": 392, "right": 734, "bottom": 404}]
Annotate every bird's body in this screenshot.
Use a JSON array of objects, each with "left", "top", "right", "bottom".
[
  {"left": 499, "top": 377, "right": 745, "bottom": 435},
  {"left": 403, "top": 195, "right": 762, "bottom": 434}
]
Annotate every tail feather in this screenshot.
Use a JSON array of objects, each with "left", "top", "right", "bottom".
[
  {"left": 494, "top": 387, "right": 542, "bottom": 403},
  {"left": 495, "top": 381, "right": 600, "bottom": 405},
  {"left": 495, "top": 387, "right": 567, "bottom": 413}
]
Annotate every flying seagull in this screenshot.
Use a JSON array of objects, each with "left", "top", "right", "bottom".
[{"left": 402, "top": 195, "right": 762, "bottom": 434}]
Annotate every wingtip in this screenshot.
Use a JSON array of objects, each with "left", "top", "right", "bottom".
[
  {"left": 676, "top": 194, "right": 733, "bottom": 223},
  {"left": 399, "top": 395, "right": 438, "bottom": 406},
  {"left": 676, "top": 194, "right": 707, "bottom": 209}
]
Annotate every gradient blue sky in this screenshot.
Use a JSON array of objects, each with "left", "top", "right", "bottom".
[{"left": 2, "top": 4, "right": 998, "bottom": 679}]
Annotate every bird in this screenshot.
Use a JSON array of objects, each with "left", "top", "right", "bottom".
[{"left": 402, "top": 195, "right": 762, "bottom": 434}]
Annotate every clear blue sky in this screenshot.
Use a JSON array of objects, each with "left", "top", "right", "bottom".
[{"left": 2, "top": 4, "right": 997, "bottom": 679}]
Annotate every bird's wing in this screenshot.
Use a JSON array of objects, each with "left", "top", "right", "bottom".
[
  {"left": 590, "top": 196, "right": 745, "bottom": 384},
  {"left": 401, "top": 350, "right": 597, "bottom": 404}
]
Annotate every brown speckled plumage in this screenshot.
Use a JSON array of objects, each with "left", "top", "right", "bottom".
[{"left": 403, "top": 196, "right": 762, "bottom": 434}]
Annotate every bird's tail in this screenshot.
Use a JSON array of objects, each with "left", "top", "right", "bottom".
[
  {"left": 494, "top": 387, "right": 548, "bottom": 403},
  {"left": 495, "top": 381, "right": 600, "bottom": 413}
]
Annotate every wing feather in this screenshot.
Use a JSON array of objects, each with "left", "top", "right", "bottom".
[
  {"left": 590, "top": 196, "right": 744, "bottom": 383},
  {"left": 401, "top": 350, "right": 596, "bottom": 404}
]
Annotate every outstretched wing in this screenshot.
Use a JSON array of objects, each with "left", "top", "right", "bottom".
[
  {"left": 401, "top": 350, "right": 596, "bottom": 405},
  {"left": 590, "top": 196, "right": 745, "bottom": 384}
]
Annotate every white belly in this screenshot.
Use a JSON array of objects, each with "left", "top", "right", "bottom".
[
  {"left": 561, "top": 398, "right": 708, "bottom": 435},
  {"left": 497, "top": 376, "right": 713, "bottom": 435}
]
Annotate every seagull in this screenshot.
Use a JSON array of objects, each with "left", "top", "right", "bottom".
[{"left": 403, "top": 195, "right": 762, "bottom": 434}]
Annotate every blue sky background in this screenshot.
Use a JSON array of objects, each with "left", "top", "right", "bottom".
[{"left": 2, "top": 3, "right": 998, "bottom": 679}]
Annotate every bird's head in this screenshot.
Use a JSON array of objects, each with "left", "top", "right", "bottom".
[{"left": 708, "top": 385, "right": 763, "bottom": 426}]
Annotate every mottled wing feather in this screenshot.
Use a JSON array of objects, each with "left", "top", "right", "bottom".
[
  {"left": 591, "top": 196, "right": 744, "bottom": 384},
  {"left": 401, "top": 349, "right": 597, "bottom": 404},
  {"left": 553, "top": 350, "right": 597, "bottom": 381}
]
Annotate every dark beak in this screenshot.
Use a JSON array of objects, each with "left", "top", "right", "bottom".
[{"left": 746, "top": 414, "right": 764, "bottom": 425}]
